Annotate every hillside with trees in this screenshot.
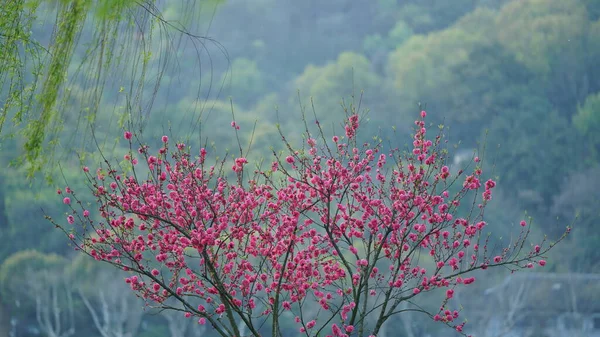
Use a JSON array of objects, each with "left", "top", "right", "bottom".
[{"left": 0, "top": 0, "right": 598, "bottom": 336}]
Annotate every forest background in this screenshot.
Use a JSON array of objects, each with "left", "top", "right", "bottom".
[{"left": 0, "top": 0, "right": 599, "bottom": 336}]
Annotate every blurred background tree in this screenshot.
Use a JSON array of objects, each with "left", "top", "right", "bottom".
[{"left": 0, "top": 0, "right": 224, "bottom": 178}]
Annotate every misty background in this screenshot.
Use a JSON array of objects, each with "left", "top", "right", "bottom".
[{"left": 1, "top": 0, "right": 599, "bottom": 336}]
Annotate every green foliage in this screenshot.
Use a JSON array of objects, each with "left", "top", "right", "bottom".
[
  {"left": 0, "top": 156, "right": 88, "bottom": 261},
  {"left": 485, "top": 96, "right": 580, "bottom": 207},
  {"left": 387, "top": 24, "right": 490, "bottom": 133},
  {"left": 496, "top": 0, "right": 588, "bottom": 74},
  {"left": 293, "top": 52, "right": 381, "bottom": 120},
  {"left": 164, "top": 98, "right": 279, "bottom": 161},
  {"left": 24, "top": 0, "right": 90, "bottom": 177},
  {"left": 574, "top": 91, "right": 600, "bottom": 160},
  {"left": 1, "top": 0, "right": 227, "bottom": 180},
  {"left": 92, "top": 0, "right": 138, "bottom": 21},
  {"left": 394, "top": 0, "right": 478, "bottom": 33},
  {"left": 387, "top": 21, "right": 413, "bottom": 47},
  {"left": 552, "top": 166, "right": 600, "bottom": 271},
  {"left": 495, "top": 0, "right": 598, "bottom": 113},
  {"left": 0, "top": 250, "right": 66, "bottom": 303},
  {"left": 66, "top": 254, "right": 99, "bottom": 286},
  {"left": 2, "top": 0, "right": 600, "bottom": 333},
  {"left": 0, "top": 0, "right": 42, "bottom": 134},
  {"left": 388, "top": 28, "right": 481, "bottom": 106},
  {"left": 395, "top": 4, "right": 434, "bottom": 32},
  {"left": 223, "top": 58, "right": 267, "bottom": 107},
  {"left": 363, "top": 20, "right": 413, "bottom": 56}
]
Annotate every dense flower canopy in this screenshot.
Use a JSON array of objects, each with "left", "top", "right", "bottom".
[{"left": 53, "top": 112, "right": 565, "bottom": 337}]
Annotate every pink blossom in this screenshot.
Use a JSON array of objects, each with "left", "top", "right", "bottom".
[
  {"left": 55, "top": 110, "right": 564, "bottom": 337},
  {"left": 520, "top": 220, "right": 527, "bottom": 227},
  {"left": 463, "top": 277, "right": 475, "bottom": 285},
  {"left": 124, "top": 131, "right": 132, "bottom": 140},
  {"left": 357, "top": 259, "right": 368, "bottom": 267},
  {"left": 332, "top": 324, "right": 342, "bottom": 336}
]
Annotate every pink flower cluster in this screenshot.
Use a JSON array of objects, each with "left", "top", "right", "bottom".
[{"left": 55, "top": 112, "right": 564, "bottom": 337}]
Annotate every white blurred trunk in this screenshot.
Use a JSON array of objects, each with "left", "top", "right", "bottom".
[
  {"left": 29, "top": 271, "right": 75, "bottom": 337},
  {"left": 78, "top": 273, "right": 143, "bottom": 337}
]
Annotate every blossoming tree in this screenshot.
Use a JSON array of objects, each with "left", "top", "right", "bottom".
[{"left": 51, "top": 111, "right": 567, "bottom": 337}]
